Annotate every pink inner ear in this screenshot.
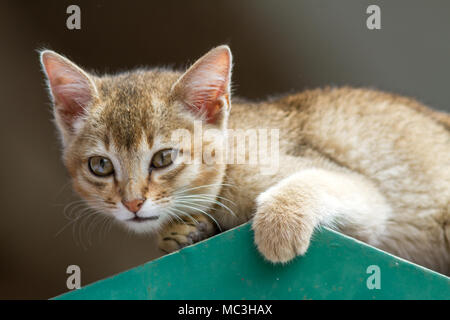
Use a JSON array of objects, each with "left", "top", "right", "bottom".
[
  {"left": 185, "top": 80, "right": 227, "bottom": 123},
  {"left": 42, "top": 53, "right": 94, "bottom": 130},
  {"left": 52, "top": 81, "right": 92, "bottom": 127},
  {"left": 176, "top": 46, "right": 231, "bottom": 124}
]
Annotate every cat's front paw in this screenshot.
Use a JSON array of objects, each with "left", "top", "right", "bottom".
[
  {"left": 158, "top": 215, "right": 215, "bottom": 254},
  {"left": 252, "top": 189, "right": 316, "bottom": 263}
]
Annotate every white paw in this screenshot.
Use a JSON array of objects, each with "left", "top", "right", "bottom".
[{"left": 252, "top": 190, "right": 315, "bottom": 263}]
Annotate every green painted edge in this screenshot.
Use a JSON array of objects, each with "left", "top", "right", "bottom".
[{"left": 55, "top": 223, "right": 450, "bottom": 300}]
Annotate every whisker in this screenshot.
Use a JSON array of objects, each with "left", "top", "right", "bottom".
[
  {"left": 79, "top": 211, "right": 97, "bottom": 248},
  {"left": 55, "top": 206, "right": 92, "bottom": 237},
  {"left": 175, "top": 199, "right": 213, "bottom": 211},
  {"left": 169, "top": 207, "right": 199, "bottom": 225},
  {"left": 175, "top": 183, "right": 236, "bottom": 195},
  {"left": 177, "top": 196, "right": 236, "bottom": 217},
  {"left": 86, "top": 212, "right": 105, "bottom": 245},
  {"left": 176, "top": 193, "right": 236, "bottom": 206},
  {"left": 173, "top": 202, "right": 222, "bottom": 232},
  {"left": 165, "top": 209, "right": 184, "bottom": 223},
  {"left": 98, "top": 214, "right": 111, "bottom": 240},
  {"left": 195, "top": 197, "right": 237, "bottom": 217},
  {"left": 73, "top": 210, "right": 96, "bottom": 250}
]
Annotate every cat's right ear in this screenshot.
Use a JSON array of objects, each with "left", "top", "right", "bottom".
[{"left": 40, "top": 50, "right": 97, "bottom": 140}]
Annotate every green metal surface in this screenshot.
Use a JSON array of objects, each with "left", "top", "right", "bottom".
[{"left": 55, "top": 223, "right": 450, "bottom": 300}]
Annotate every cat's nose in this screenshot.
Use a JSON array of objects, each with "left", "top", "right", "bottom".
[{"left": 122, "top": 198, "right": 145, "bottom": 213}]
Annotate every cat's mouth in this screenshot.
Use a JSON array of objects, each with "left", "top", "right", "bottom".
[{"left": 127, "top": 216, "right": 159, "bottom": 223}]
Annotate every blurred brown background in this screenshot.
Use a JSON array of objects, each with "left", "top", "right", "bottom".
[{"left": 0, "top": 0, "right": 449, "bottom": 299}]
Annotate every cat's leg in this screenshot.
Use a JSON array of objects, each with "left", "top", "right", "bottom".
[
  {"left": 252, "top": 168, "right": 392, "bottom": 263},
  {"left": 158, "top": 214, "right": 217, "bottom": 253}
]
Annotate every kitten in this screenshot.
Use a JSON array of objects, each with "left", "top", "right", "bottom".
[{"left": 40, "top": 46, "right": 450, "bottom": 275}]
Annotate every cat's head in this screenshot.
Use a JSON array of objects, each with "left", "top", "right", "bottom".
[{"left": 40, "top": 46, "right": 232, "bottom": 233}]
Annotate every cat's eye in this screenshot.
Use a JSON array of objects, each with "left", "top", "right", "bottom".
[
  {"left": 88, "top": 156, "right": 114, "bottom": 177},
  {"left": 151, "top": 149, "right": 177, "bottom": 169}
]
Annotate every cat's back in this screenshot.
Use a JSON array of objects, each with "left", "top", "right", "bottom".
[
  {"left": 276, "top": 86, "right": 450, "bottom": 134},
  {"left": 231, "top": 87, "right": 450, "bottom": 214}
]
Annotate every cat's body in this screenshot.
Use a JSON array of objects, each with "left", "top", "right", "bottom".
[
  {"left": 40, "top": 46, "right": 450, "bottom": 275},
  {"left": 209, "top": 88, "right": 450, "bottom": 274}
]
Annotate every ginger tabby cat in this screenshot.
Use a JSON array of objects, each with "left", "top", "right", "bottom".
[{"left": 40, "top": 46, "right": 450, "bottom": 275}]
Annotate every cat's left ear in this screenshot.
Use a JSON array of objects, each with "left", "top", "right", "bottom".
[{"left": 171, "top": 45, "right": 232, "bottom": 125}]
